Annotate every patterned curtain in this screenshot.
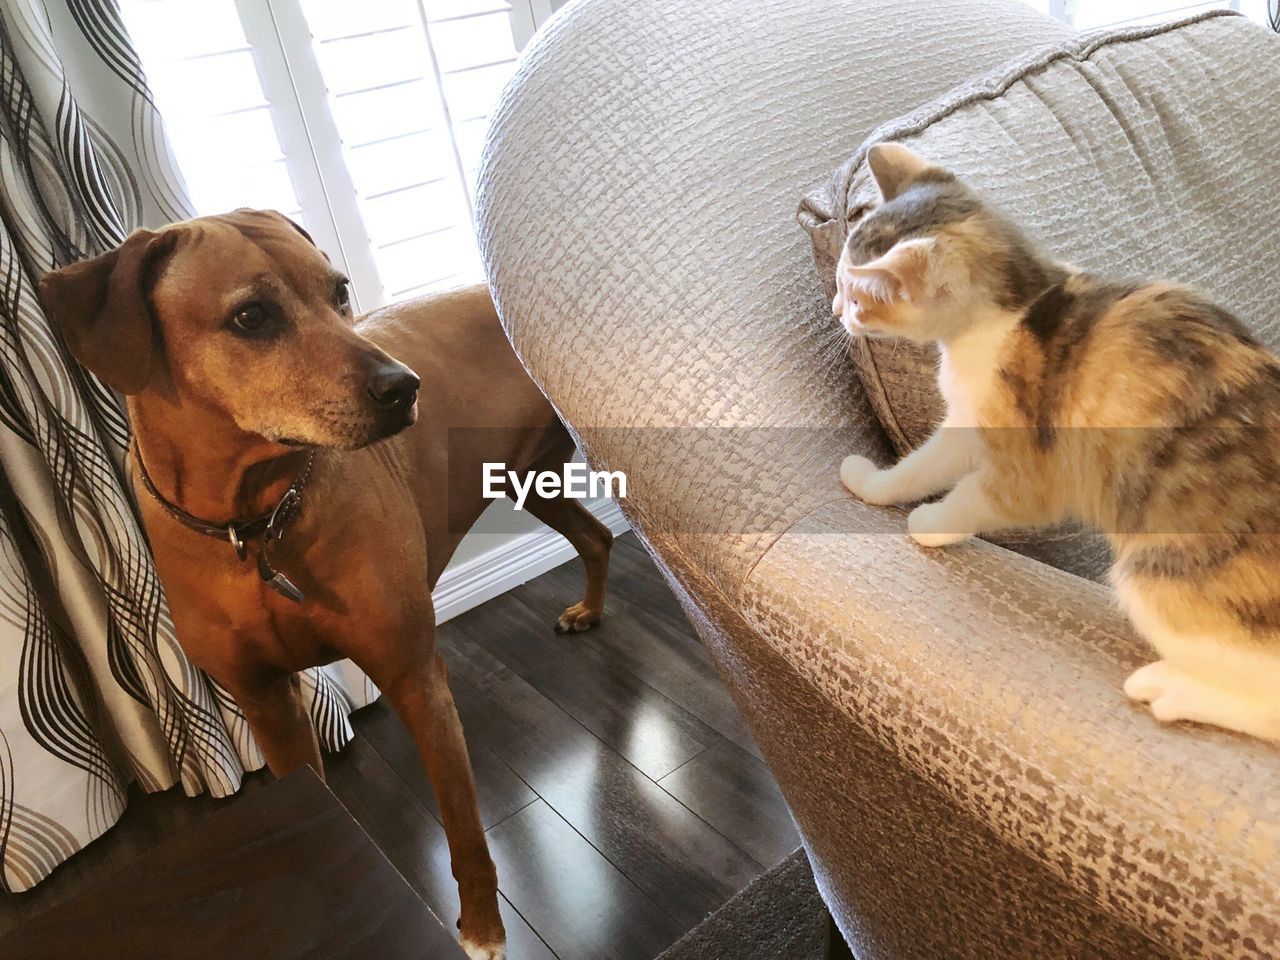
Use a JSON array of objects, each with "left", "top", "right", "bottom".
[{"left": 0, "top": 0, "right": 375, "bottom": 893}]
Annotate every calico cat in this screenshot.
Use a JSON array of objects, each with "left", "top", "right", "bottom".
[{"left": 832, "top": 142, "right": 1280, "bottom": 742}]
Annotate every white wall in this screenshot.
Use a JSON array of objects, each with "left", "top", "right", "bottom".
[{"left": 446, "top": 496, "right": 547, "bottom": 568}]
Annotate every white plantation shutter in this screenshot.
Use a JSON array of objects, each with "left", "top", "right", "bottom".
[
  {"left": 118, "top": 0, "right": 547, "bottom": 310},
  {"left": 118, "top": 2, "right": 304, "bottom": 219}
]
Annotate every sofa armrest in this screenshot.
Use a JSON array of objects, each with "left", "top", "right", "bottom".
[
  {"left": 741, "top": 496, "right": 1280, "bottom": 958},
  {"left": 476, "top": 0, "right": 1072, "bottom": 598}
]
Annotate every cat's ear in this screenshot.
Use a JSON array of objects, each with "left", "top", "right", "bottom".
[
  {"left": 845, "top": 237, "right": 942, "bottom": 303},
  {"left": 867, "top": 143, "right": 938, "bottom": 202}
]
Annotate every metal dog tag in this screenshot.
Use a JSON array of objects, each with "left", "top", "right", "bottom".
[
  {"left": 227, "top": 524, "right": 248, "bottom": 561},
  {"left": 258, "top": 550, "right": 305, "bottom": 602},
  {"left": 264, "top": 572, "right": 305, "bottom": 603}
]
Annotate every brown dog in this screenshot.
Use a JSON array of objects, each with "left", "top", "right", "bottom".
[{"left": 40, "top": 209, "right": 615, "bottom": 960}]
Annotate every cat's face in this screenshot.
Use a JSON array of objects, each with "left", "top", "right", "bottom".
[{"left": 832, "top": 143, "right": 1034, "bottom": 344}]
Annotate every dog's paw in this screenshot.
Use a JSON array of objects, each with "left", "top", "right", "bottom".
[
  {"left": 907, "top": 504, "right": 969, "bottom": 548},
  {"left": 840, "top": 455, "right": 892, "bottom": 504},
  {"left": 459, "top": 937, "right": 506, "bottom": 960},
  {"left": 555, "top": 601, "right": 601, "bottom": 634}
]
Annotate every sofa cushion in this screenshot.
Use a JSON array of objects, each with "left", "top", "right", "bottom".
[{"left": 798, "top": 9, "right": 1280, "bottom": 582}]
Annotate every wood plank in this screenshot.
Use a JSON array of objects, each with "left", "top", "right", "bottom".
[
  {"left": 610, "top": 533, "right": 709, "bottom": 635},
  {"left": 0, "top": 769, "right": 464, "bottom": 960},
  {"left": 0, "top": 770, "right": 273, "bottom": 937},
  {"left": 486, "top": 800, "right": 680, "bottom": 960},
  {"left": 531, "top": 533, "right": 700, "bottom": 646},
  {"left": 350, "top": 696, "right": 536, "bottom": 829},
  {"left": 437, "top": 627, "right": 762, "bottom": 931},
  {"left": 325, "top": 733, "right": 460, "bottom": 921},
  {"left": 458, "top": 589, "right": 721, "bottom": 780},
  {"left": 324, "top": 731, "right": 554, "bottom": 960},
  {"left": 520, "top": 541, "right": 765, "bottom": 762},
  {"left": 4, "top": 530, "right": 791, "bottom": 959},
  {"left": 659, "top": 740, "right": 801, "bottom": 869}
]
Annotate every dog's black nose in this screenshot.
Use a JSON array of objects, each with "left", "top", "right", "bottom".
[{"left": 367, "top": 364, "right": 420, "bottom": 407}]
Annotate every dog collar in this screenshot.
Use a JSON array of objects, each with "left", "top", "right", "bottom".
[{"left": 129, "top": 440, "right": 315, "bottom": 602}]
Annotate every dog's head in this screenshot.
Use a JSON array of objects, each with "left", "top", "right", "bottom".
[{"left": 40, "top": 209, "right": 419, "bottom": 449}]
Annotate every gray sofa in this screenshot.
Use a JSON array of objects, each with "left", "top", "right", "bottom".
[{"left": 476, "top": 2, "right": 1280, "bottom": 957}]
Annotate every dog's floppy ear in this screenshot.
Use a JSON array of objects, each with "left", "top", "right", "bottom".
[
  {"left": 39, "top": 228, "right": 178, "bottom": 395},
  {"left": 275, "top": 211, "right": 315, "bottom": 246}
]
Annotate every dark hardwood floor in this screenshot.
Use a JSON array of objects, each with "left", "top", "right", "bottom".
[{"left": 0, "top": 532, "right": 800, "bottom": 959}]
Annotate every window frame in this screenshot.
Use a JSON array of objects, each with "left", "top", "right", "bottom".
[{"left": 212, "top": 0, "right": 553, "bottom": 313}]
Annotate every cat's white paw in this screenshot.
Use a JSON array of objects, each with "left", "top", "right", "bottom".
[
  {"left": 907, "top": 503, "right": 969, "bottom": 548},
  {"left": 839, "top": 454, "right": 876, "bottom": 494},
  {"left": 1149, "top": 690, "right": 1202, "bottom": 725},
  {"left": 1124, "top": 661, "right": 1210, "bottom": 725},
  {"left": 459, "top": 938, "right": 506, "bottom": 960},
  {"left": 1123, "top": 660, "right": 1176, "bottom": 704},
  {"left": 841, "top": 455, "right": 891, "bottom": 504}
]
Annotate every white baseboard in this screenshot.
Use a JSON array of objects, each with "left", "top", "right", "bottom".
[{"left": 432, "top": 499, "right": 631, "bottom": 624}]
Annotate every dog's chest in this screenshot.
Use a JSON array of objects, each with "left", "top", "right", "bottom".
[
  {"left": 158, "top": 513, "right": 426, "bottom": 675},
  {"left": 248, "top": 531, "right": 426, "bottom": 669},
  {"left": 145, "top": 449, "right": 433, "bottom": 677}
]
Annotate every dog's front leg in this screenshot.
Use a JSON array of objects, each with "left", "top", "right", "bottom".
[
  {"left": 223, "top": 669, "right": 323, "bottom": 779},
  {"left": 381, "top": 649, "right": 504, "bottom": 960}
]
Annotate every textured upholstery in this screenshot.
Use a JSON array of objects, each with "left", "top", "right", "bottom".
[
  {"left": 476, "top": 1, "right": 1280, "bottom": 957},
  {"left": 477, "top": 0, "right": 1068, "bottom": 601}
]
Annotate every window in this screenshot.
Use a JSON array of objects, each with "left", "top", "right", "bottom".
[
  {"left": 119, "top": 0, "right": 557, "bottom": 312},
  {"left": 1023, "top": 0, "right": 1269, "bottom": 29}
]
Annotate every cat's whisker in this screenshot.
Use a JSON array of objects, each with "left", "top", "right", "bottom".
[
  {"left": 818, "top": 328, "right": 853, "bottom": 379},
  {"left": 814, "top": 326, "right": 851, "bottom": 376}
]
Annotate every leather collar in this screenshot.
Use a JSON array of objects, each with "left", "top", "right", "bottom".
[{"left": 130, "top": 441, "right": 316, "bottom": 602}]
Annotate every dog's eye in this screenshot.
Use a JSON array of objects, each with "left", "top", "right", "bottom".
[
  {"left": 231, "top": 302, "right": 269, "bottom": 333},
  {"left": 334, "top": 277, "right": 350, "bottom": 309}
]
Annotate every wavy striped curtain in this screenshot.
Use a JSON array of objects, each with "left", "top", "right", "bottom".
[{"left": 0, "top": 0, "right": 375, "bottom": 893}]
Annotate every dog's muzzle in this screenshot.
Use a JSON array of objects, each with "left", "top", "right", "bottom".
[{"left": 366, "top": 360, "right": 420, "bottom": 438}]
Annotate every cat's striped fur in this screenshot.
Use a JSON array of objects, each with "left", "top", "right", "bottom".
[{"left": 832, "top": 142, "right": 1280, "bottom": 742}]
